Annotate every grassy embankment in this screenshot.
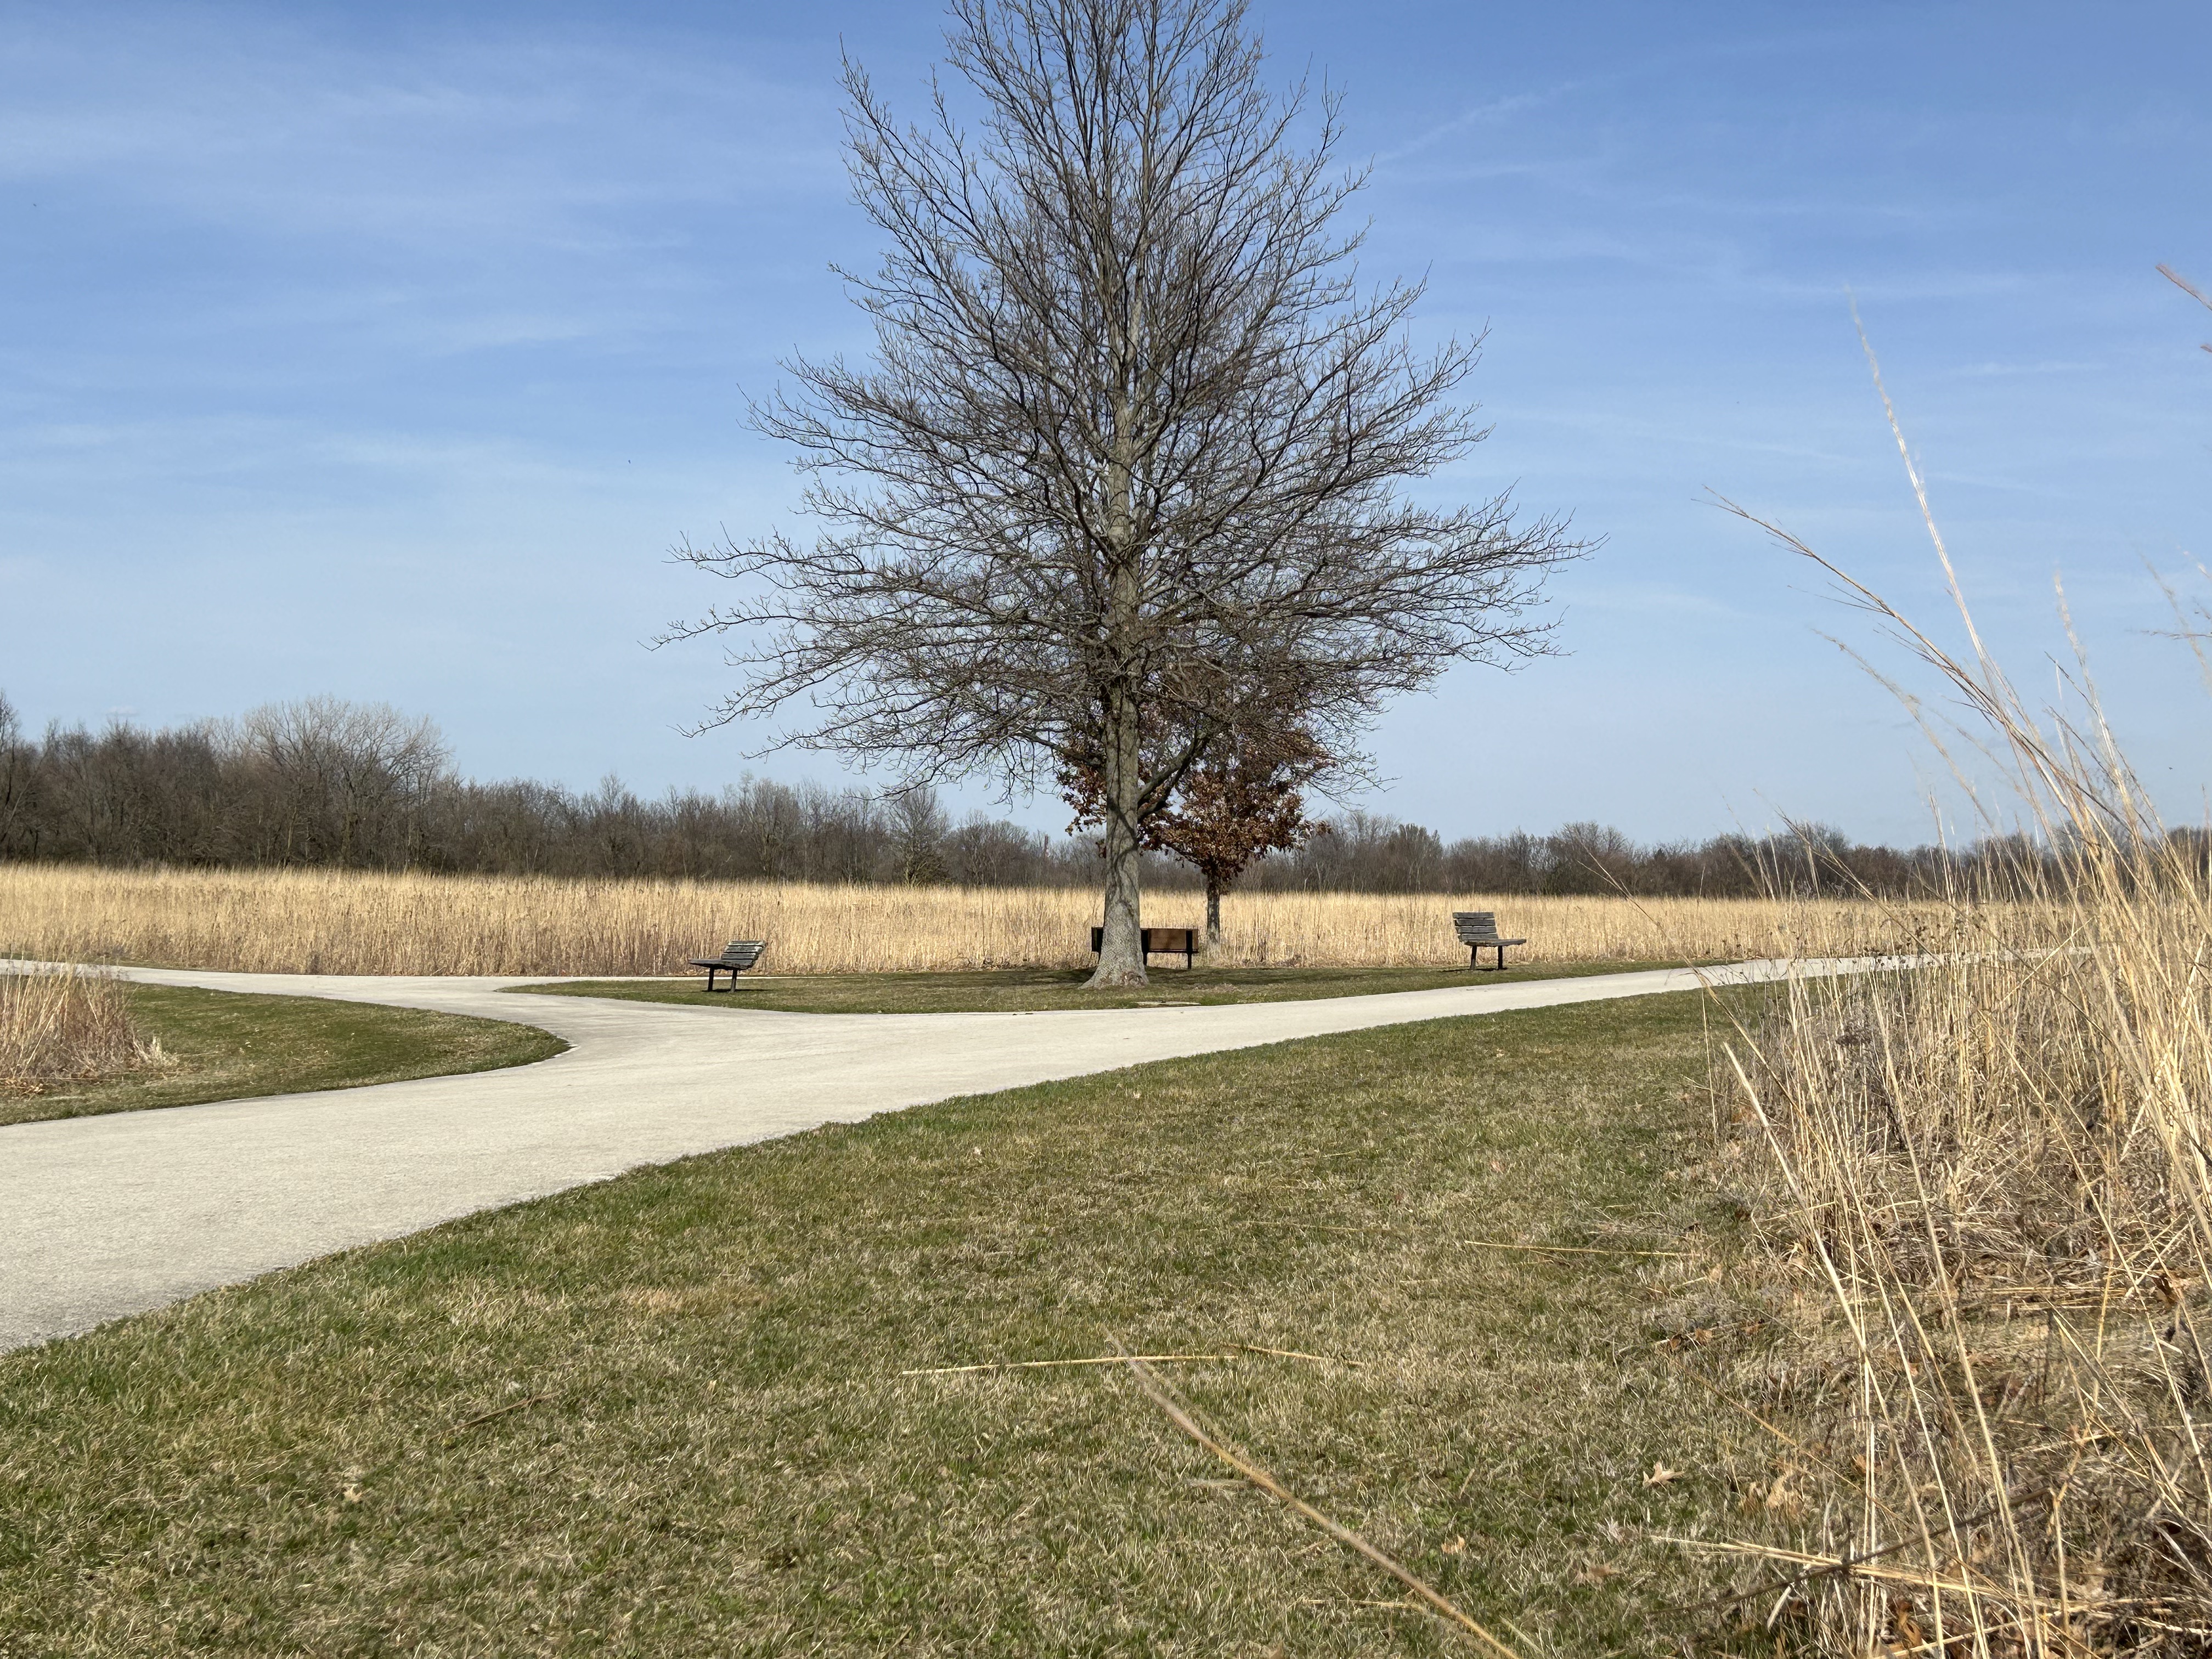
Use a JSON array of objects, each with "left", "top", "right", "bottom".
[
  {"left": 0, "top": 979, "right": 565, "bottom": 1128},
  {"left": 519, "top": 958, "right": 1707, "bottom": 1014},
  {"left": 0, "top": 988, "right": 1785, "bottom": 1656},
  {"left": 1, "top": 860, "right": 1926, "bottom": 975}
]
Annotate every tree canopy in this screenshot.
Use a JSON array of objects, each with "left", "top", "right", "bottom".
[{"left": 664, "top": 0, "right": 1583, "bottom": 983}]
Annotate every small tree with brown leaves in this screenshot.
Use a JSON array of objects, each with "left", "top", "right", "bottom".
[
  {"left": 662, "top": 0, "right": 1582, "bottom": 986},
  {"left": 1153, "top": 732, "right": 1326, "bottom": 951},
  {"left": 1067, "top": 724, "right": 1326, "bottom": 952}
]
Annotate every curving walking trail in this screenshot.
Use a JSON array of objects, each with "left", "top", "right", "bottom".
[{"left": 0, "top": 958, "right": 1876, "bottom": 1353}]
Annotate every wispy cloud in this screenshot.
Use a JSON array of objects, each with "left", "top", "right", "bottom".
[
  {"left": 1369, "top": 20, "right": 1875, "bottom": 172},
  {"left": 1374, "top": 88, "right": 1567, "bottom": 166},
  {"left": 0, "top": 9, "right": 840, "bottom": 255},
  {"left": 1942, "top": 359, "right": 2107, "bottom": 379}
]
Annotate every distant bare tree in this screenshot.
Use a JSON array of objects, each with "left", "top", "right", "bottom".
[
  {"left": 0, "top": 692, "right": 36, "bottom": 857},
  {"left": 662, "top": 0, "right": 1583, "bottom": 984},
  {"left": 888, "top": 785, "right": 950, "bottom": 883},
  {"left": 225, "top": 698, "right": 450, "bottom": 866}
]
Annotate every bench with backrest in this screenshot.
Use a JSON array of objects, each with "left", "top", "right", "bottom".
[
  {"left": 1088, "top": 926, "right": 1200, "bottom": 969},
  {"left": 1452, "top": 911, "right": 1527, "bottom": 971},
  {"left": 687, "top": 939, "right": 767, "bottom": 991}
]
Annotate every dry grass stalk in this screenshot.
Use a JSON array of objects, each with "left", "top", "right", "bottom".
[
  {"left": 0, "top": 968, "right": 168, "bottom": 1096},
  {"left": 441, "top": 1393, "right": 556, "bottom": 1443},
  {"left": 900, "top": 1352, "right": 1238, "bottom": 1375},
  {"left": 1458, "top": 1237, "right": 1688, "bottom": 1259},
  {"left": 1233, "top": 1342, "right": 1363, "bottom": 1366},
  {"left": 901, "top": 1346, "right": 1353, "bottom": 1375},
  {"left": 1702, "top": 427, "right": 2212, "bottom": 1651},
  {"left": 0, "top": 862, "right": 1931, "bottom": 977},
  {"left": 1123, "top": 1355, "right": 1526, "bottom": 1657}
]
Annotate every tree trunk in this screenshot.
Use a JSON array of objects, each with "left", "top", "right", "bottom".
[
  {"left": 1204, "top": 873, "right": 1222, "bottom": 957},
  {"left": 1087, "top": 381, "right": 1147, "bottom": 990},
  {"left": 1088, "top": 686, "right": 1148, "bottom": 987}
]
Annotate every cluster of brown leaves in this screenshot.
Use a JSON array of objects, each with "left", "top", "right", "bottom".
[{"left": 1062, "top": 725, "right": 1330, "bottom": 905}]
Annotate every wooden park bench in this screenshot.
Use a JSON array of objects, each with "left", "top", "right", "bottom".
[
  {"left": 687, "top": 939, "right": 767, "bottom": 991},
  {"left": 1088, "top": 926, "right": 1200, "bottom": 969},
  {"left": 1453, "top": 911, "right": 1526, "bottom": 971}
]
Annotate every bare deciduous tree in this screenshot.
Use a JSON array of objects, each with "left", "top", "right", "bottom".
[
  {"left": 888, "top": 784, "right": 951, "bottom": 883},
  {"left": 662, "top": 0, "right": 1584, "bottom": 985},
  {"left": 0, "top": 692, "right": 37, "bottom": 858},
  {"left": 225, "top": 698, "right": 450, "bottom": 866}
]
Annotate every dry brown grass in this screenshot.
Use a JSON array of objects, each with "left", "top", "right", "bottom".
[
  {"left": 1711, "top": 905, "right": 2212, "bottom": 1655},
  {"left": 0, "top": 862, "right": 1920, "bottom": 977},
  {"left": 1694, "top": 498, "right": 2212, "bottom": 1651},
  {"left": 0, "top": 968, "right": 168, "bottom": 1096}
]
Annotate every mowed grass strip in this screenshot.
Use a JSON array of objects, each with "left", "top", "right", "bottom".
[
  {"left": 0, "top": 993, "right": 1764, "bottom": 1656},
  {"left": 0, "top": 984, "right": 566, "bottom": 1127},
  {"left": 516, "top": 958, "right": 1704, "bottom": 1015}
]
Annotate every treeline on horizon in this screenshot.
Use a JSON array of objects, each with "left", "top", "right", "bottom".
[{"left": 0, "top": 692, "right": 2021, "bottom": 899}]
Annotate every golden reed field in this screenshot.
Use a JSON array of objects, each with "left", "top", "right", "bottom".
[{"left": 0, "top": 862, "right": 1920, "bottom": 977}]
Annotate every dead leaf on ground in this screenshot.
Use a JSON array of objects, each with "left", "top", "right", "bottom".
[
  {"left": 1888, "top": 1594, "right": 1925, "bottom": 1646},
  {"left": 1643, "top": 1462, "right": 1683, "bottom": 1487}
]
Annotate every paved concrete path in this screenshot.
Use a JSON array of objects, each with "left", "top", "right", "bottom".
[{"left": 0, "top": 958, "right": 1872, "bottom": 1352}]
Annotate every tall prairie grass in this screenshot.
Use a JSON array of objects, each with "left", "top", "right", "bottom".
[
  {"left": 1702, "top": 502, "right": 2212, "bottom": 1650},
  {"left": 0, "top": 862, "right": 1918, "bottom": 978},
  {"left": 0, "top": 968, "right": 165, "bottom": 1095}
]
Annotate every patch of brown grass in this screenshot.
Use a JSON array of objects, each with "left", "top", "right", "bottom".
[
  {"left": 0, "top": 969, "right": 168, "bottom": 1096},
  {"left": 1706, "top": 916, "right": 2211, "bottom": 1655},
  {"left": 1689, "top": 498, "right": 2212, "bottom": 1651}
]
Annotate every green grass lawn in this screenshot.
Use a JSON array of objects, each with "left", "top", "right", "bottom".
[
  {"left": 0, "top": 989, "right": 1780, "bottom": 1656},
  {"left": 512, "top": 958, "right": 1708, "bottom": 1014},
  {"left": 0, "top": 984, "right": 567, "bottom": 1128}
]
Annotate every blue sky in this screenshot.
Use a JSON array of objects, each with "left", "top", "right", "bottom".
[{"left": 3, "top": 1, "right": 2207, "bottom": 845}]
